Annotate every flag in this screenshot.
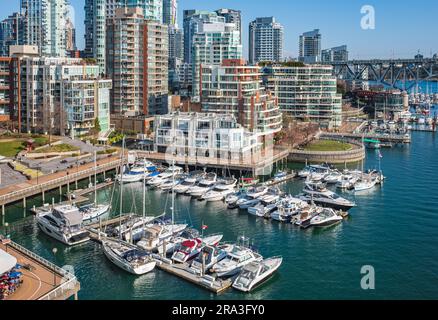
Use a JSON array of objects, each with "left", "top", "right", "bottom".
[
  {"left": 202, "top": 225, "right": 208, "bottom": 230},
  {"left": 378, "top": 151, "right": 383, "bottom": 159}
]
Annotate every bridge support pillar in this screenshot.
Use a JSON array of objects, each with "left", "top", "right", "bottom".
[
  {"left": 23, "top": 197, "right": 26, "bottom": 209},
  {"left": 103, "top": 171, "right": 106, "bottom": 180},
  {"left": 42, "top": 190, "right": 45, "bottom": 203},
  {"left": 67, "top": 183, "right": 70, "bottom": 194},
  {"left": 75, "top": 179, "right": 78, "bottom": 189},
  {"left": 1, "top": 204, "right": 4, "bottom": 216},
  {"left": 59, "top": 185, "right": 62, "bottom": 196}
]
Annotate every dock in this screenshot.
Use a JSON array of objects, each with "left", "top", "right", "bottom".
[
  {"left": 263, "top": 173, "right": 297, "bottom": 187},
  {"left": 154, "top": 258, "right": 233, "bottom": 294},
  {"left": 323, "top": 132, "right": 411, "bottom": 144},
  {"left": 1, "top": 239, "right": 80, "bottom": 300}
]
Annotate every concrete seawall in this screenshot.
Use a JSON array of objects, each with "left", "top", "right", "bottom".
[{"left": 288, "top": 138, "right": 365, "bottom": 164}]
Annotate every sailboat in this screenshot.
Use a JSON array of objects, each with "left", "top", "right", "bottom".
[
  {"left": 102, "top": 137, "right": 156, "bottom": 275},
  {"left": 80, "top": 151, "right": 110, "bottom": 223}
]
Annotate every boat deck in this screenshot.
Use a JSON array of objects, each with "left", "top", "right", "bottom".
[
  {"left": 0, "top": 240, "right": 80, "bottom": 300},
  {"left": 154, "top": 258, "right": 233, "bottom": 294}
]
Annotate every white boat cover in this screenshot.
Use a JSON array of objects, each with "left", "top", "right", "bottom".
[
  {"left": 0, "top": 248, "right": 17, "bottom": 275},
  {"left": 63, "top": 210, "right": 83, "bottom": 226}
]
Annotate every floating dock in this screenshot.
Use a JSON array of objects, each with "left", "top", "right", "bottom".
[
  {"left": 154, "top": 257, "right": 233, "bottom": 294},
  {"left": 263, "top": 173, "right": 297, "bottom": 187}
]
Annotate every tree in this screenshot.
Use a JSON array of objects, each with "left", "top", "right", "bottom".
[{"left": 93, "top": 117, "right": 101, "bottom": 139}]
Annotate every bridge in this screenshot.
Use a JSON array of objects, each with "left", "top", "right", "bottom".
[{"left": 326, "top": 57, "right": 438, "bottom": 90}]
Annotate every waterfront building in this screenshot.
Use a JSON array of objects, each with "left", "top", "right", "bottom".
[
  {"left": 20, "top": 0, "right": 69, "bottom": 57},
  {"left": 0, "top": 58, "right": 13, "bottom": 122},
  {"left": 192, "top": 20, "right": 242, "bottom": 98},
  {"left": 154, "top": 112, "right": 261, "bottom": 161},
  {"left": 263, "top": 64, "right": 342, "bottom": 129},
  {"left": 163, "top": 0, "right": 178, "bottom": 26},
  {"left": 106, "top": 7, "right": 168, "bottom": 116},
  {"left": 65, "top": 17, "right": 76, "bottom": 52},
  {"left": 216, "top": 9, "right": 242, "bottom": 44},
  {"left": 0, "top": 13, "right": 23, "bottom": 57},
  {"left": 183, "top": 10, "right": 225, "bottom": 64},
  {"left": 299, "top": 29, "right": 322, "bottom": 64},
  {"left": 248, "top": 17, "right": 284, "bottom": 64},
  {"left": 168, "top": 26, "right": 183, "bottom": 66},
  {"left": 11, "top": 47, "right": 112, "bottom": 136},
  {"left": 322, "top": 45, "right": 348, "bottom": 63},
  {"left": 201, "top": 59, "right": 282, "bottom": 140},
  {"left": 123, "top": 0, "right": 163, "bottom": 21}
]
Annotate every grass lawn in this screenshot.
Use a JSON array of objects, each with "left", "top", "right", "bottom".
[
  {"left": 304, "top": 140, "right": 353, "bottom": 152},
  {"left": 0, "top": 141, "right": 25, "bottom": 157},
  {"left": 34, "top": 143, "right": 80, "bottom": 153}
]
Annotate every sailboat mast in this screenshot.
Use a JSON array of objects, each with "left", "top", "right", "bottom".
[
  {"left": 119, "top": 137, "right": 124, "bottom": 240},
  {"left": 142, "top": 159, "right": 146, "bottom": 229},
  {"left": 94, "top": 151, "right": 97, "bottom": 205},
  {"left": 171, "top": 158, "right": 175, "bottom": 225}
]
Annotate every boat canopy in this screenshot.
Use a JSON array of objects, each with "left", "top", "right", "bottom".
[
  {"left": 63, "top": 210, "right": 84, "bottom": 226},
  {"left": 0, "top": 249, "right": 17, "bottom": 275}
]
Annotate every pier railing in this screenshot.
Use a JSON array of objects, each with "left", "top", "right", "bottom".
[
  {"left": 8, "top": 241, "right": 79, "bottom": 300},
  {"left": 0, "top": 159, "right": 121, "bottom": 206}
]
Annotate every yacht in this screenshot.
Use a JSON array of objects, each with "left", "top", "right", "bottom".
[
  {"left": 259, "top": 187, "right": 282, "bottom": 204},
  {"left": 237, "top": 196, "right": 261, "bottom": 210},
  {"left": 301, "top": 182, "right": 356, "bottom": 211},
  {"left": 189, "top": 244, "right": 233, "bottom": 275},
  {"left": 270, "top": 197, "right": 309, "bottom": 222},
  {"left": 248, "top": 201, "right": 279, "bottom": 218},
  {"left": 171, "top": 234, "right": 223, "bottom": 264},
  {"left": 173, "top": 171, "right": 205, "bottom": 194},
  {"left": 225, "top": 190, "right": 246, "bottom": 209},
  {"left": 36, "top": 205, "right": 90, "bottom": 246},
  {"left": 323, "top": 171, "right": 343, "bottom": 184},
  {"left": 305, "top": 208, "right": 343, "bottom": 228},
  {"left": 147, "top": 166, "right": 183, "bottom": 187},
  {"left": 246, "top": 186, "right": 269, "bottom": 199},
  {"left": 354, "top": 176, "right": 378, "bottom": 192},
  {"left": 293, "top": 206, "right": 324, "bottom": 227},
  {"left": 232, "top": 256, "right": 283, "bottom": 292},
  {"left": 102, "top": 238, "right": 156, "bottom": 275},
  {"left": 79, "top": 203, "right": 110, "bottom": 223},
  {"left": 135, "top": 223, "right": 188, "bottom": 251},
  {"left": 336, "top": 172, "right": 360, "bottom": 190},
  {"left": 110, "top": 216, "right": 156, "bottom": 241},
  {"left": 187, "top": 172, "right": 217, "bottom": 198},
  {"left": 201, "top": 178, "right": 237, "bottom": 202},
  {"left": 157, "top": 228, "right": 201, "bottom": 255},
  {"left": 210, "top": 243, "right": 263, "bottom": 278},
  {"left": 273, "top": 171, "right": 289, "bottom": 183},
  {"left": 159, "top": 174, "right": 186, "bottom": 191}
]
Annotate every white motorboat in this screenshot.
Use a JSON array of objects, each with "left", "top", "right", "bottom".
[
  {"left": 259, "top": 187, "right": 282, "bottom": 204},
  {"left": 190, "top": 244, "right": 233, "bottom": 274},
  {"left": 201, "top": 178, "right": 237, "bottom": 202},
  {"left": 135, "top": 223, "right": 188, "bottom": 251},
  {"left": 270, "top": 197, "right": 309, "bottom": 222},
  {"left": 211, "top": 244, "right": 263, "bottom": 278},
  {"left": 298, "top": 166, "right": 312, "bottom": 178},
  {"left": 187, "top": 172, "right": 217, "bottom": 197},
  {"left": 246, "top": 186, "right": 269, "bottom": 199},
  {"left": 301, "top": 182, "right": 356, "bottom": 211},
  {"left": 157, "top": 228, "right": 201, "bottom": 255},
  {"left": 232, "top": 256, "right": 283, "bottom": 292},
  {"left": 111, "top": 216, "right": 156, "bottom": 241},
  {"left": 225, "top": 190, "right": 246, "bottom": 209},
  {"left": 237, "top": 197, "right": 261, "bottom": 210},
  {"left": 273, "top": 171, "right": 289, "bottom": 183},
  {"left": 292, "top": 206, "right": 324, "bottom": 227},
  {"left": 147, "top": 166, "right": 183, "bottom": 187},
  {"left": 159, "top": 174, "right": 187, "bottom": 191},
  {"left": 354, "top": 177, "right": 378, "bottom": 192},
  {"left": 79, "top": 203, "right": 110, "bottom": 223},
  {"left": 248, "top": 201, "right": 278, "bottom": 218},
  {"left": 173, "top": 171, "right": 205, "bottom": 194},
  {"left": 36, "top": 205, "right": 90, "bottom": 246},
  {"left": 307, "top": 208, "right": 343, "bottom": 228},
  {"left": 323, "top": 171, "right": 343, "bottom": 184},
  {"left": 171, "top": 234, "right": 223, "bottom": 264},
  {"left": 102, "top": 238, "right": 156, "bottom": 275}
]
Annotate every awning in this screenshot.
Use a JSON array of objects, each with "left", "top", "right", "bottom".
[{"left": 0, "top": 249, "right": 17, "bottom": 275}]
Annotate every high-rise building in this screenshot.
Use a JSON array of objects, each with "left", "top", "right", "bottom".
[
  {"left": 192, "top": 20, "right": 242, "bottom": 98},
  {"left": 65, "top": 18, "right": 76, "bottom": 52},
  {"left": 322, "top": 45, "right": 348, "bottom": 63},
  {"left": 0, "top": 58, "right": 13, "bottom": 121},
  {"left": 263, "top": 64, "right": 342, "bottom": 128},
  {"left": 20, "top": 0, "right": 69, "bottom": 57},
  {"left": 216, "top": 9, "right": 241, "bottom": 44},
  {"left": 248, "top": 17, "right": 284, "bottom": 64},
  {"left": 299, "top": 29, "right": 322, "bottom": 64},
  {"left": 107, "top": 7, "right": 168, "bottom": 116},
  {"left": 11, "top": 47, "right": 112, "bottom": 136},
  {"left": 183, "top": 10, "right": 225, "bottom": 64},
  {"left": 0, "top": 13, "right": 23, "bottom": 57},
  {"left": 162, "top": 0, "right": 178, "bottom": 26},
  {"left": 168, "top": 26, "right": 183, "bottom": 63},
  {"left": 201, "top": 59, "right": 282, "bottom": 138},
  {"left": 123, "top": 0, "right": 163, "bottom": 21}
]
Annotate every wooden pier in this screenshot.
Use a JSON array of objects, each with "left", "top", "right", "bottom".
[
  {"left": 154, "top": 258, "right": 233, "bottom": 294},
  {"left": 322, "top": 132, "right": 411, "bottom": 144},
  {"left": 1, "top": 239, "right": 80, "bottom": 300},
  {"left": 263, "top": 173, "right": 297, "bottom": 187}
]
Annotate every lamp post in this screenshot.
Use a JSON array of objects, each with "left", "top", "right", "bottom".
[{"left": 52, "top": 247, "right": 58, "bottom": 286}]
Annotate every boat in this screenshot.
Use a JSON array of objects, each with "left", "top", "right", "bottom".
[
  {"left": 232, "top": 256, "right": 283, "bottom": 292},
  {"left": 201, "top": 178, "right": 237, "bottom": 202},
  {"left": 300, "top": 182, "right": 356, "bottom": 211},
  {"left": 259, "top": 187, "right": 282, "bottom": 204},
  {"left": 237, "top": 196, "right": 261, "bottom": 210},
  {"left": 292, "top": 205, "right": 324, "bottom": 227},
  {"left": 246, "top": 186, "right": 269, "bottom": 199},
  {"left": 102, "top": 238, "right": 156, "bottom": 275},
  {"left": 225, "top": 190, "right": 246, "bottom": 209},
  {"left": 336, "top": 172, "right": 360, "bottom": 190},
  {"left": 273, "top": 171, "right": 289, "bottom": 183},
  {"left": 135, "top": 223, "right": 188, "bottom": 251},
  {"left": 36, "top": 205, "right": 90, "bottom": 246},
  {"left": 248, "top": 201, "right": 278, "bottom": 218},
  {"left": 187, "top": 172, "right": 217, "bottom": 197},
  {"left": 80, "top": 151, "right": 111, "bottom": 223},
  {"left": 354, "top": 176, "right": 378, "bottom": 192},
  {"left": 270, "top": 197, "right": 309, "bottom": 222},
  {"left": 147, "top": 166, "right": 183, "bottom": 187},
  {"left": 157, "top": 228, "right": 201, "bottom": 255},
  {"left": 189, "top": 244, "right": 233, "bottom": 274},
  {"left": 323, "top": 171, "right": 343, "bottom": 184},
  {"left": 304, "top": 208, "right": 343, "bottom": 228},
  {"left": 211, "top": 243, "right": 263, "bottom": 278},
  {"left": 171, "top": 234, "right": 223, "bottom": 264},
  {"left": 298, "top": 164, "right": 331, "bottom": 179},
  {"left": 173, "top": 171, "right": 205, "bottom": 194},
  {"left": 158, "top": 174, "right": 186, "bottom": 191}
]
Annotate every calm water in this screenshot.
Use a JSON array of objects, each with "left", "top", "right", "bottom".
[{"left": 2, "top": 131, "right": 438, "bottom": 300}]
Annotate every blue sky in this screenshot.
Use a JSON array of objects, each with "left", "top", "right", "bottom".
[{"left": 3, "top": 0, "right": 438, "bottom": 59}]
